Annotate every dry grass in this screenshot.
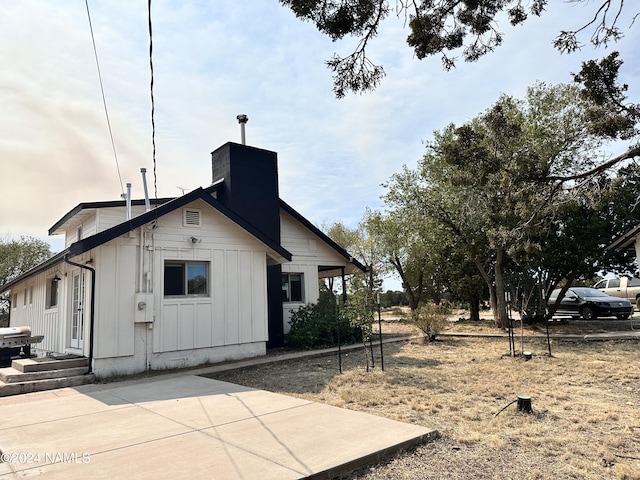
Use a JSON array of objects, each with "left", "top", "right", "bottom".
[{"left": 207, "top": 321, "right": 640, "bottom": 479}]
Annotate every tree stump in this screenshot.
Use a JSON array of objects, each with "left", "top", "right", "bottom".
[{"left": 517, "top": 395, "right": 532, "bottom": 413}]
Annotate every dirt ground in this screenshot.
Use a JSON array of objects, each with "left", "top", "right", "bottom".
[{"left": 207, "top": 316, "right": 640, "bottom": 480}]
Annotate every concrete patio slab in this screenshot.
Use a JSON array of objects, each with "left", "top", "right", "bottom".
[{"left": 0, "top": 374, "right": 437, "bottom": 479}]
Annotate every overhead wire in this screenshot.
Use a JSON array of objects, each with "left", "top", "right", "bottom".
[
  {"left": 148, "top": 0, "right": 158, "bottom": 207},
  {"left": 84, "top": 0, "right": 125, "bottom": 196}
]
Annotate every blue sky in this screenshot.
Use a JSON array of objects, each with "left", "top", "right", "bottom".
[{"left": 1, "top": 1, "right": 639, "bottom": 290}]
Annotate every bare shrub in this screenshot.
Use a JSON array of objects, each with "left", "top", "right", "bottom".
[{"left": 408, "top": 303, "right": 451, "bottom": 342}]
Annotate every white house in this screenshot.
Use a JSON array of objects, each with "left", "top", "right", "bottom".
[{"left": 0, "top": 142, "right": 365, "bottom": 378}]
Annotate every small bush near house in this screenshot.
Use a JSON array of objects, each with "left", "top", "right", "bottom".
[
  {"left": 408, "top": 303, "right": 451, "bottom": 342},
  {"left": 287, "top": 300, "right": 361, "bottom": 349}
]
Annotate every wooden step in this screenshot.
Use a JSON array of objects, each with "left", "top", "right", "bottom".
[{"left": 12, "top": 356, "right": 89, "bottom": 373}]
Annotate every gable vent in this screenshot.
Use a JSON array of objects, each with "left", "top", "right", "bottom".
[{"left": 183, "top": 209, "right": 201, "bottom": 227}]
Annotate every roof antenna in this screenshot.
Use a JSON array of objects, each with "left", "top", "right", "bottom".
[{"left": 236, "top": 114, "right": 248, "bottom": 145}]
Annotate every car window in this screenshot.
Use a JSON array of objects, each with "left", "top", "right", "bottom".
[
  {"left": 571, "top": 287, "right": 608, "bottom": 297},
  {"left": 593, "top": 280, "right": 607, "bottom": 289},
  {"left": 629, "top": 277, "right": 640, "bottom": 287},
  {"left": 609, "top": 278, "right": 620, "bottom": 288},
  {"left": 549, "top": 289, "right": 572, "bottom": 302}
]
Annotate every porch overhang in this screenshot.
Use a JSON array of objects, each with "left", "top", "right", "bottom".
[
  {"left": 318, "top": 264, "right": 362, "bottom": 279},
  {"left": 607, "top": 223, "right": 640, "bottom": 252}
]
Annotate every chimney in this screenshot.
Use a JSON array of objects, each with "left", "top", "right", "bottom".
[
  {"left": 211, "top": 142, "right": 280, "bottom": 242},
  {"left": 236, "top": 114, "right": 248, "bottom": 145}
]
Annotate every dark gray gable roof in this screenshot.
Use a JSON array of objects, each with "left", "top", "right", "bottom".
[
  {"left": 279, "top": 200, "right": 367, "bottom": 273},
  {"left": 0, "top": 250, "right": 69, "bottom": 294},
  {"left": 0, "top": 188, "right": 292, "bottom": 294},
  {"left": 49, "top": 197, "right": 174, "bottom": 235},
  {"left": 69, "top": 187, "right": 292, "bottom": 260}
]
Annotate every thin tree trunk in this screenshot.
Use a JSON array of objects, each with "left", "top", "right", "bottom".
[
  {"left": 392, "top": 255, "right": 421, "bottom": 311},
  {"left": 494, "top": 247, "right": 509, "bottom": 329},
  {"left": 361, "top": 330, "right": 372, "bottom": 372},
  {"left": 474, "top": 257, "right": 498, "bottom": 325}
]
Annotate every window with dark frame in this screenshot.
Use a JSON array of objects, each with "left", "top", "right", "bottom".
[
  {"left": 46, "top": 278, "right": 59, "bottom": 308},
  {"left": 282, "top": 273, "right": 303, "bottom": 302},
  {"left": 164, "top": 261, "right": 208, "bottom": 297}
]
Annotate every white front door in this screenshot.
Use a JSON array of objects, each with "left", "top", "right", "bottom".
[{"left": 70, "top": 271, "right": 84, "bottom": 349}]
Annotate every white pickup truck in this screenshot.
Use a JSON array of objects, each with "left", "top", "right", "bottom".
[{"left": 593, "top": 277, "right": 640, "bottom": 309}]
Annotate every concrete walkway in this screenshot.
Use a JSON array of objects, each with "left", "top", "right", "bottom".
[{"left": 0, "top": 374, "right": 436, "bottom": 479}]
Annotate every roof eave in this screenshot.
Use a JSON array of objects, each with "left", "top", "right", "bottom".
[
  {"left": 0, "top": 250, "right": 69, "bottom": 294},
  {"left": 67, "top": 187, "right": 292, "bottom": 262},
  {"left": 279, "top": 200, "right": 367, "bottom": 273},
  {"left": 607, "top": 224, "right": 640, "bottom": 252},
  {"left": 49, "top": 197, "right": 176, "bottom": 235}
]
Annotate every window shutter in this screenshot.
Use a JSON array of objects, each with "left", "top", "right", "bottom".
[{"left": 183, "top": 209, "right": 201, "bottom": 227}]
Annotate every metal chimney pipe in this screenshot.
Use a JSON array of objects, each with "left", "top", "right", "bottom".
[
  {"left": 140, "top": 168, "right": 151, "bottom": 212},
  {"left": 126, "top": 183, "right": 132, "bottom": 220},
  {"left": 236, "top": 114, "right": 248, "bottom": 145}
]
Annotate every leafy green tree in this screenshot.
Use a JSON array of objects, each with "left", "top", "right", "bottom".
[
  {"left": 368, "top": 204, "right": 451, "bottom": 311},
  {"left": 512, "top": 188, "right": 637, "bottom": 320},
  {"left": 326, "top": 208, "right": 387, "bottom": 297},
  {"left": 280, "top": 0, "right": 633, "bottom": 97},
  {"left": 384, "top": 82, "right": 617, "bottom": 327},
  {"left": 325, "top": 212, "right": 389, "bottom": 369},
  {"left": 0, "top": 236, "right": 51, "bottom": 288},
  {"left": 341, "top": 275, "right": 376, "bottom": 370},
  {"left": 0, "top": 236, "right": 52, "bottom": 322},
  {"left": 379, "top": 290, "right": 408, "bottom": 307},
  {"left": 571, "top": 52, "right": 640, "bottom": 167},
  {"left": 438, "top": 247, "right": 488, "bottom": 321},
  {"left": 574, "top": 52, "right": 639, "bottom": 143}
]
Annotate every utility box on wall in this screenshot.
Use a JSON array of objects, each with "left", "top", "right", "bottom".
[{"left": 134, "top": 293, "right": 154, "bottom": 323}]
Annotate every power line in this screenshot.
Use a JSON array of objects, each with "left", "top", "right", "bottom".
[
  {"left": 148, "top": 0, "right": 158, "bottom": 205},
  {"left": 84, "top": 0, "right": 124, "bottom": 196}
]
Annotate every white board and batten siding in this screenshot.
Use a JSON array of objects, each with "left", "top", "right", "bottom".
[
  {"left": 8, "top": 266, "right": 65, "bottom": 356},
  {"left": 156, "top": 249, "right": 267, "bottom": 352},
  {"left": 63, "top": 214, "right": 97, "bottom": 249},
  {"left": 96, "top": 206, "right": 149, "bottom": 233},
  {"left": 152, "top": 200, "right": 269, "bottom": 354},
  {"left": 93, "top": 243, "right": 137, "bottom": 359},
  {"left": 86, "top": 199, "right": 270, "bottom": 375},
  {"left": 280, "top": 210, "right": 352, "bottom": 332}
]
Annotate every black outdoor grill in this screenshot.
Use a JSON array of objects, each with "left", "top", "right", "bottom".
[{"left": 0, "top": 327, "right": 44, "bottom": 367}]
